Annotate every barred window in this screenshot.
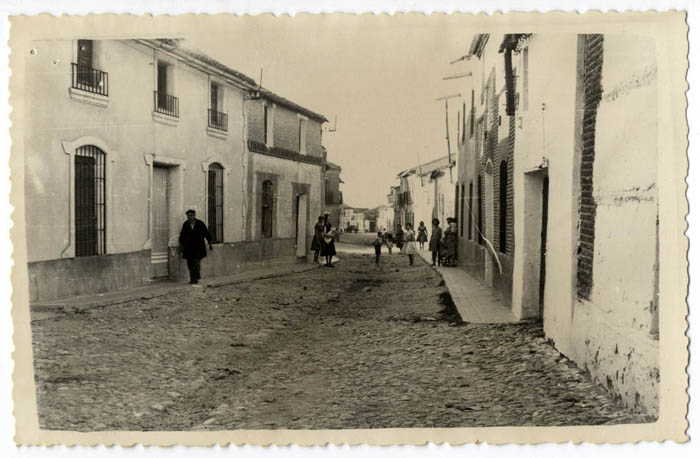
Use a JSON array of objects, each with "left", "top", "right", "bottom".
[
  {"left": 208, "top": 163, "right": 224, "bottom": 243},
  {"left": 477, "top": 175, "right": 483, "bottom": 245},
  {"left": 460, "top": 184, "right": 465, "bottom": 237},
  {"left": 499, "top": 160, "right": 508, "bottom": 253},
  {"left": 261, "top": 179, "right": 274, "bottom": 238},
  {"left": 75, "top": 145, "right": 106, "bottom": 256},
  {"left": 468, "top": 182, "right": 473, "bottom": 240}
]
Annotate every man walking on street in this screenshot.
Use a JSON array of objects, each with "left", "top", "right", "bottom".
[{"left": 179, "top": 209, "right": 213, "bottom": 286}]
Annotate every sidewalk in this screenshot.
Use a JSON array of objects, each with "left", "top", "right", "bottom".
[
  {"left": 416, "top": 249, "right": 517, "bottom": 324},
  {"left": 30, "top": 259, "right": 335, "bottom": 319}
]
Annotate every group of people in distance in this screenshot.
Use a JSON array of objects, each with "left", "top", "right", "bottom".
[
  {"left": 371, "top": 217, "right": 459, "bottom": 268},
  {"left": 311, "top": 212, "right": 337, "bottom": 267},
  {"left": 176, "top": 209, "right": 459, "bottom": 287}
]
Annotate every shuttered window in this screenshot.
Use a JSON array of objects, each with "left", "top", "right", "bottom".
[
  {"left": 207, "top": 163, "right": 224, "bottom": 243},
  {"left": 75, "top": 145, "right": 106, "bottom": 257}
]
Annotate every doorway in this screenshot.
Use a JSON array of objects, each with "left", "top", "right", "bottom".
[
  {"left": 296, "top": 193, "right": 308, "bottom": 258},
  {"left": 521, "top": 169, "right": 549, "bottom": 319},
  {"left": 538, "top": 175, "right": 549, "bottom": 318},
  {"left": 151, "top": 166, "right": 170, "bottom": 278}
]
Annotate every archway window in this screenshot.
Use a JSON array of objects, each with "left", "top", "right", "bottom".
[
  {"left": 75, "top": 145, "right": 106, "bottom": 256},
  {"left": 262, "top": 180, "right": 274, "bottom": 238},
  {"left": 499, "top": 160, "right": 508, "bottom": 253},
  {"left": 208, "top": 163, "right": 224, "bottom": 243}
]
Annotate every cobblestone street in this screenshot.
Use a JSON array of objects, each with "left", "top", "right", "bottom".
[{"left": 31, "top": 251, "right": 651, "bottom": 431}]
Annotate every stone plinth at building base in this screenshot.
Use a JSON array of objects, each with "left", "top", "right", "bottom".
[{"left": 28, "top": 238, "right": 311, "bottom": 303}]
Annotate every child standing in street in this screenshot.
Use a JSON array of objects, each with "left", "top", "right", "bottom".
[
  {"left": 383, "top": 229, "right": 394, "bottom": 254},
  {"left": 373, "top": 232, "right": 383, "bottom": 265},
  {"left": 402, "top": 223, "right": 418, "bottom": 266}
]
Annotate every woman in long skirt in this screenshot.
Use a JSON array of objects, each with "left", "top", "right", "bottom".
[
  {"left": 429, "top": 218, "right": 442, "bottom": 266},
  {"left": 443, "top": 217, "right": 458, "bottom": 267},
  {"left": 402, "top": 223, "right": 418, "bottom": 266},
  {"left": 395, "top": 226, "right": 405, "bottom": 251},
  {"left": 320, "top": 213, "right": 337, "bottom": 267},
  {"left": 417, "top": 221, "right": 428, "bottom": 250},
  {"left": 311, "top": 215, "right": 325, "bottom": 264}
]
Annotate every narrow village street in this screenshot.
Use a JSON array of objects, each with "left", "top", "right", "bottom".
[{"left": 31, "top": 241, "right": 649, "bottom": 431}]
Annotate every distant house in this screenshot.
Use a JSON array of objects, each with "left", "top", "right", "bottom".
[
  {"left": 245, "top": 83, "right": 328, "bottom": 261},
  {"left": 395, "top": 156, "right": 456, "bottom": 232},
  {"left": 324, "top": 161, "right": 343, "bottom": 229},
  {"left": 340, "top": 205, "right": 366, "bottom": 232},
  {"left": 376, "top": 204, "right": 394, "bottom": 234}
]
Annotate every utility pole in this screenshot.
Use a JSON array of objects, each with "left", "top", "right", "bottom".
[
  {"left": 436, "top": 94, "right": 460, "bottom": 183},
  {"left": 417, "top": 152, "right": 424, "bottom": 187},
  {"left": 439, "top": 71, "right": 472, "bottom": 183}
]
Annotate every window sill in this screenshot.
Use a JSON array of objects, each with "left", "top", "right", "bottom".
[
  {"left": 69, "top": 87, "right": 109, "bottom": 108},
  {"left": 152, "top": 111, "right": 179, "bottom": 127},
  {"left": 206, "top": 126, "right": 228, "bottom": 140}
]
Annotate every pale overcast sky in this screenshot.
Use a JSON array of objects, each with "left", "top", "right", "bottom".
[{"left": 186, "top": 14, "right": 474, "bottom": 208}]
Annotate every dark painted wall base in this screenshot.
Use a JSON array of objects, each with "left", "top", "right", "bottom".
[
  {"left": 168, "top": 238, "right": 304, "bottom": 282},
  {"left": 28, "top": 237, "right": 311, "bottom": 302},
  {"left": 28, "top": 250, "right": 152, "bottom": 303}
]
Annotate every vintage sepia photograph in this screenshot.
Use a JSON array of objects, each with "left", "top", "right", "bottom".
[{"left": 8, "top": 10, "right": 689, "bottom": 446}]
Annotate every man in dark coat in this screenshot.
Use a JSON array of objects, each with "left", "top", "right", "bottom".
[{"left": 179, "top": 209, "right": 213, "bottom": 285}]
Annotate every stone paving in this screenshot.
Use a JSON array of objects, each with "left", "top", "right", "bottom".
[{"left": 30, "top": 250, "right": 652, "bottom": 431}]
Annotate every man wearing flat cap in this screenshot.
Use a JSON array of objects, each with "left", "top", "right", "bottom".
[{"left": 178, "top": 209, "right": 213, "bottom": 286}]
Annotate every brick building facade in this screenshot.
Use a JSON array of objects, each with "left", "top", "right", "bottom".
[
  {"left": 454, "top": 33, "right": 659, "bottom": 416},
  {"left": 324, "top": 161, "right": 343, "bottom": 230},
  {"left": 244, "top": 89, "right": 327, "bottom": 261},
  {"left": 455, "top": 34, "right": 515, "bottom": 304}
]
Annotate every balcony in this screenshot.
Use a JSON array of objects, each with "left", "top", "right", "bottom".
[
  {"left": 208, "top": 109, "right": 228, "bottom": 131},
  {"left": 69, "top": 63, "right": 109, "bottom": 107},
  {"left": 71, "top": 63, "right": 109, "bottom": 96},
  {"left": 153, "top": 91, "right": 179, "bottom": 118}
]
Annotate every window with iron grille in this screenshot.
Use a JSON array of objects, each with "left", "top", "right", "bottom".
[
  {"left": 470, "top": 90, "right": 475, "bottom": 137},
  {"left": 75, "top": 145, "right": 106, "bottom": 256},
  {"left": 209, "top": 82, "right": 228, "bottom": 131},
  {"left": 460, "top": 184, "right": 465, "bottom": 237},
  {"left": 477, "top": 175, "right": 483, "bottom": 245},
  {"left": 468, "top": 182, "right": 473, "bottom": 240},
  {"left": 154, "top": 61, "right": 178, "bottom": 117},
  {"left": 208, "top": 163, "right": 224, "bottom": 243},
  {"left": 499, "top": 160, "right": 508, "bottom": 253},
  {"left": 261, "top": 180, "right": 274, "bottom": 238}
]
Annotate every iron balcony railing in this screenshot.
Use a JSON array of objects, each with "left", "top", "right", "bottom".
[
  {"left": 154, "top": 91, "right": 179, "bottom": 118},
  {"left": 71, "top": 63, "right": 109, "bottom": 96},
  {"left": 208, "top": 109, "right": 228, "bottom": 131}
]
